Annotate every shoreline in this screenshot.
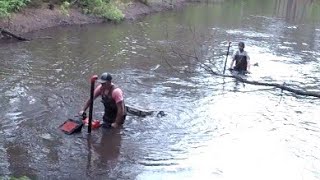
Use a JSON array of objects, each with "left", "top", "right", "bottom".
[{"left": 0, "top": 0, "right": 187, "bottom": 40}]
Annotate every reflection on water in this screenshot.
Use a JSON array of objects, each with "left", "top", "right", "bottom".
[
  {"left": 1, "top": 0, "right": 320, "bottom": 179},
  {"left": 85, "top": 129, "right": 122, "bottom": 177},
  {"left": 274, "top": 0, "right": 320, "bottom": 22}
]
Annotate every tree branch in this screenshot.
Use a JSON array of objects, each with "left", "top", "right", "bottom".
[
  {"left": 208, "top": 71, "right": 320, "bottom": 98},
  {"left": 0, "top": 28, "right": 29, "bottom": 41}
]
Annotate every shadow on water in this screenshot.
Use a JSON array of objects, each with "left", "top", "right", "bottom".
[
  {"left": 85, "top": 128, "right": 122, "bottom": 178},
  {"left": 5, "top": 142, "right": 37, "bottom": 179}
]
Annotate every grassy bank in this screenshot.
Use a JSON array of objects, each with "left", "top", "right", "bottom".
[
  {"left": 0, "top": 0, "right": 125, "bottom": 22},
  {"left": 0, "top": 0, "right": 184, "bottom": 37}
]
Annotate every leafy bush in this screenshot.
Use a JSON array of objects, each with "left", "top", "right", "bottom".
[
  {"left": 79, "top": 0, "right": 124, "bottom": 22},
  {"left": 0, "top": 0, "right": 30, "bottom": 17},
  {"left": 0, "top": 0, "right": 124, "bottom": 22},
  {"left": 91, "top": 3, "right": 124, "bottom": 22},
  {"left": 9, "top": 176, "right": 31, "bottom": 180},
  {"left": 60, "top": 1, "right": 70, "bottom": 16},
  {"left": 0, "top": 176, "right": 31, "bottom": 180}
]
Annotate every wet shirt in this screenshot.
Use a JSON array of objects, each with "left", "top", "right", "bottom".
[
  {"left": 101, "top": 86, "right": 124, "bottom": 124},
  {"left": 232, "top": 50, "right": 250, "bottom": 71}
]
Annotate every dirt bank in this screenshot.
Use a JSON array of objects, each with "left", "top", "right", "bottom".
[{"left": 0, "top": 0, "right": 186, "bottom": 39}]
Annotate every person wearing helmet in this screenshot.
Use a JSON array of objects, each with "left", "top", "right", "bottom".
[
  {"left": 229, "top": 42, "right": 250, "bottom": 73},
  {"left": 79, "top": 73, "right": 126, "bottom": 128}
]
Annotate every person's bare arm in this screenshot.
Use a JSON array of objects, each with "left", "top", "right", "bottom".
[
  {"left": 247, "top": 59, "right": 251, "bottom": 72},
  {"left": 110, "top": 88, "right": 125, "bottom": 128},
  {"left": 230, "top": 59, "right": 235, "bottom": 69},
  {"left": 112, "top": 101, "right": 125, "bottom": 128},
  {"left": 230, "top": 52, "right": 236, "bottom": 69},
  {"left": 246, "top": 52, "right": 251, "bottom": 72}
]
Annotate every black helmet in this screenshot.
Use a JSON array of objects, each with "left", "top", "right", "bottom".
[
  {"left": 97, "top": 72, "right": 112, "bottom": 83},
  {"left": 238, "top": 42, "right": 245, "bottom": 48}
]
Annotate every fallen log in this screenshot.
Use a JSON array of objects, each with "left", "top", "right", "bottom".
[
  {"left": 126, "top": 105, "right": 166, "bottom": 117},
  {"left": 0, "top": 28, "right": 30, "bottom": 41},
  {"left": 207, "top": 68, "right": 320, "bottom": 98}
]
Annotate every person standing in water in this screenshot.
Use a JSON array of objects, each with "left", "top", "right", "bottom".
[
  {"left": 230, "top": 41, "right": 251, "bottom": 73},
  {"left": 79, "top": 72, "right": 126, "bottom": 128}
]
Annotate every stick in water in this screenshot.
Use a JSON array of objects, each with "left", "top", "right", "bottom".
[{"left": 223, "top": 42, "right": 232, "bottom": 74}]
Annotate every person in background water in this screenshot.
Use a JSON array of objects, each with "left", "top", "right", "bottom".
[
  {"left": 229, "top": 41, "right": 250, "bottom": 73},
  {"left": 79, "top": 72, "right": 126, "bottom": 128}
]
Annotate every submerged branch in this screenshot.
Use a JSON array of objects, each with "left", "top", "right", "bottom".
[
  {"left": 0, "top": 28, "right": 29, "bottom": 41},
  {"left": 207, "top": 70, "right": 320, "bottom": 98}
]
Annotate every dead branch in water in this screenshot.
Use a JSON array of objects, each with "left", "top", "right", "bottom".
[
  {"left": 158, "top": 27, "right": 320, "bottom": 99},
  {"left": 0, "top": 28, "right": 30, "bottom": 41},
  {"left": 211, "top": 71, "right": 320, "bottom": 98}
]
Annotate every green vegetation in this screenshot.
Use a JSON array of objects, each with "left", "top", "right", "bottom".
[
  {"left": 0, "top": 0, "right": 124, "bottom": 22},
  {"left": 60, "top": 1, "right": 70, "bottom": 16},
  {"left": 0, "top": 176, "right": 31, "bottom": 180},
  {"left": 0, "top": 0, "right": 30, "bottom": 17},
  {"left": 78, "top": 0, "right": 124, "bottom": 22}
]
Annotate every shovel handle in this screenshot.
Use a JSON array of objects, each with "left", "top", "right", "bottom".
[{"left": 88, "top": 75, "right": 98, "bottom": 133}]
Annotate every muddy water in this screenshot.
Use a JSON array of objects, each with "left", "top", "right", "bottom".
[{"left": 1, "top": 0, "right": 320, "bottom": 179}]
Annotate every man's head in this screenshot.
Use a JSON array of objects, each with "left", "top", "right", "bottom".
[
  {"left": 98, "top": 72, "right": 112, "bottom": 88},
  {"left": 238, "top": 42, "right": 245, "bottom": 52}
]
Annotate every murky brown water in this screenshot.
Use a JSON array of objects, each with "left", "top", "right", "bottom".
[{"left": 1, "top": 0, "right": 320, "bottom": 179}]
